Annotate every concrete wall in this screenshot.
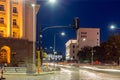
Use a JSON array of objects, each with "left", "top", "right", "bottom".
[{"left": 0, "top": 37, "right": 33, "bottom": 67}]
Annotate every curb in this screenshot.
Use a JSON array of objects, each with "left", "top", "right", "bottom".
[
  {"left": 80, "top": 66, "right": 120, "bottom": 73},
  {"left": 3, "top": 71, "right": 56, "bottom": 76}
]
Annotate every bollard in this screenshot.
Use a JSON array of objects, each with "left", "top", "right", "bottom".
[{"left": 46, "top": 62, "right": 48, "bottom": 70}]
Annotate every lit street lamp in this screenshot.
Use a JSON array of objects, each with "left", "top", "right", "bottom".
[
  {"left": 53, "top": 32, "right": 65, "bottom": 53},
  {"left": 31, "top": 0, "right": 56, "bottom": 74},
  {"left": 110, "top": 24, "right": 120, "bottom": 66},
  {"left": 49, "top": 0, "right": 56, "bottom": 3},
  {"left": 110, "top": 25, "right": 115, "bottom": 29},
  {"left": 31, "top": 3, "right": 39, "bottom": 73}
]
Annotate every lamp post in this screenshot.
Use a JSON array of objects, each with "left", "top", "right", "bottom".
[
  {"left": 53, "top": 32, "right": 65, "bottom": 67},
  {"left": 32, "top": 0, "right": 56, "bottom": 74},
  {"left": 31, "top": 4, "right": 36, "bottom": 72},
  {"left": 110, "top": 24, "right": 120, "bottom": 66},
  {"left": 53, "top": 32, "right": 65, "bottom": 53}
]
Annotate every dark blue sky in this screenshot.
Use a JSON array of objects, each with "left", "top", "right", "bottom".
[{"left": 36, "top": 0, "right": 120, "bottom": 55}]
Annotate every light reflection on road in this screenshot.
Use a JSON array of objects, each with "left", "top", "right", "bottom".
[{"left": 4, "top": 67, "right": 120, "bottom": 80}]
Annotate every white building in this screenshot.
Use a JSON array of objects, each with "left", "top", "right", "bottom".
[
  {"left": 65, "top": 39, "right": 78, "bottom": 60},
  {"left": 77, "top": 28, "right": 100, "bottom": 50}
]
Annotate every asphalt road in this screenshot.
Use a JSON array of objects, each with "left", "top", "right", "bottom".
[{"left": 3, "top": 67, "right": 120, "bottom": 80}]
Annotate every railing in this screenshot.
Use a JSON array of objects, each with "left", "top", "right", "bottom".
[{"left": 4, "top": 67, "right": 27, "bottom": 73}]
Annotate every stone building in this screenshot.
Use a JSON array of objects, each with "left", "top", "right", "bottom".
[{"left": 0, "top": 0, "right": 39, "bottom": 67}]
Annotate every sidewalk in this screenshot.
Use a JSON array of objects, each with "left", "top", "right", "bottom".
[
  {"left": 3, "top": 66, "right": 60, "bottom": 76},
  {"left": 3, "top": 71, "right": 55, "bottom": 75}
]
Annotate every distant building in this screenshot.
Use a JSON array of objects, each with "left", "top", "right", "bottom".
[
  {"left": 65, "top": 28, "right": 100, "bottom": 61},
  {"left": 47, "top": 54, "right": 63, "bottom": 61},
  {"left": 65, "top": 39, "right": 78, "bottom": 60},
  {"left": 0, "top": 0, "right": 39, "bottom": 67},
  {"left": 77, "top": 28, "right": 100, "bottom": 50}
]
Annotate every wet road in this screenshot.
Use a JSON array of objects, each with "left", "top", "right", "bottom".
[{"left": 4, "top": 67, "right": 120, "bottom": 80}]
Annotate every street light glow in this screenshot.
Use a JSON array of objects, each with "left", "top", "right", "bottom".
[
  {"left": 49, "top": 0, "right": 56, "bottom": 3},
  {"left": 61, "top": 32, "right": 65, "bottom": 36},
  {"left": 82, "top": 38, "right": 86, "bottom": 41},
  {"left": 31, "top": 4, "right": 35, "bottom": 7},
  {"left": 110, "top": 25, "right": 115, "bottom": 29}
]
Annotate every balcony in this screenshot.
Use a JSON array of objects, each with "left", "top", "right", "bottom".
[
  {"left": 13, "top": 25, "right": 19, "bottom": 28},
  {"left": 0, "top": 11, "right": 5, "bottom": 15},
  {"left": 0, "top": 23, "right": 6, "bottom": 27},
  {"left": 12, "top": 1, "right": 18, "bottom": 5},
  {"left": 12, "top": 13, "right": 18, "bottom": 16}
]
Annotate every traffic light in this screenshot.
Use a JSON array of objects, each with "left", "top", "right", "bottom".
[{"left": 73, "top": 17, "right": 80, "bottom": 30}]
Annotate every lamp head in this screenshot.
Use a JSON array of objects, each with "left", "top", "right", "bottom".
[
  {"left": 49, "top": 0, "right": 56, "bottom": 4},
  {"left": 110, "top": 25, "right": 115, "bottom": 30}
]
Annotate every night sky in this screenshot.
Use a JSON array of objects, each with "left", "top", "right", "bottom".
[{"left": 36, "top": 0, "right": 120, "bottom": 56}]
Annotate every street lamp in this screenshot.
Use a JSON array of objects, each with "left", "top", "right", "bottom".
[
  {"left": 31, "top": 3, "right": 37, "bottom": 72},
  {"left": 110, "top": 25, "right": 115, "bottom": 30},
  {"left": 49, "top": 0, "right": 56, "bottom": 3},
  {"left": 110, "top": 24, "right": 120, "bottom": 66},
  {"left": 53, "top": 32, "right": 65, "bottom": 53},
  {"left": 32, "top": 0, "right": 57, "bottom": 74}
]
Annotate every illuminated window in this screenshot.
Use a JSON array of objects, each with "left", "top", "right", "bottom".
[
  {"left": 0, "top": 5, "right": 4, "bottom": 11},
  {"left": 0, "top": 30, "right": 4, "bottom": 37},
  {"left": 13, "top": 19, "right": 17, "bottom": 25},
  {"left": 13, "top": 7, "right": 17, "bottom": 13},
  {"left": 13, "top": 32, "right": 17, "bottom": 38},
  {"left": 0, "top": 18, "right": 4, "bottom": 24}
]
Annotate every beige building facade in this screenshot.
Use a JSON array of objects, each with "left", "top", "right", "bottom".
[
  {"left": 77, "top": 28, "right": 100, "bottom": 50},
  {"left": 0, "top": 0, "right": 39, "bottom": 67}
]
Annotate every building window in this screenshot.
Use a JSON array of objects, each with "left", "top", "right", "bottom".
[
  {"left": 13, "top": 19, "right": 17, "bottom": 25},
  {"left": 81, "top": 32, "right": 87, "bottom": 34},
  {"left": 13, "top": 32, "right": 17, "bottom": 38},
  {"left": 0, "top": 30, "right": 4, "bottom": 37},
  {"left": 73, "top": 50, "right": 75, "bottom": 53},
  {"left": 0, "top": 5, "right": 4, "bottom": 11},
  {"left": 81, "top": 35, "right": 87, "bottom": 38},
  {"left": 13, "top": 7, "right": 17, "bottom": 13},
  {"left": 97, "top": 32, "right": 99, "bottom": 35},
  {"left": 0, "top": 18, "right": 4, "bottom": 24},
  {"left": 73, "top": 45, "right": 75, "bottom": 48}
]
